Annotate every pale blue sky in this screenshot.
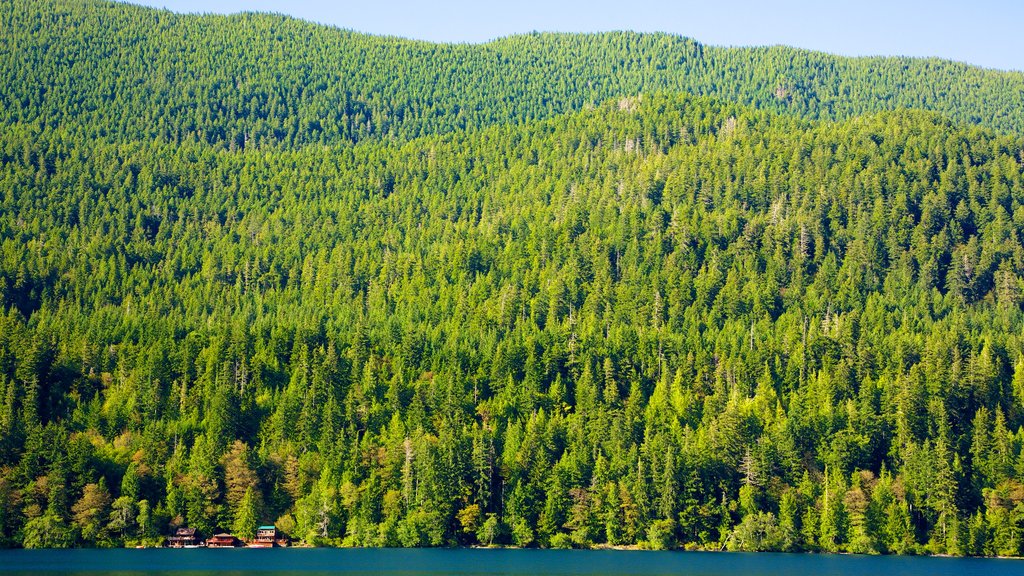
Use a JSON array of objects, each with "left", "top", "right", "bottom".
[{"left": 131, "top": 0, "right": 1023, "bottom": 71}]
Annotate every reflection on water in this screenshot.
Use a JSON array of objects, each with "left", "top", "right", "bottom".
[{"left": 0, "top": 548, "right": 1019, "bottom": 576}]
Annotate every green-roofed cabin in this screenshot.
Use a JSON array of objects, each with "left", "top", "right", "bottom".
[{"left": 249, "top": 525, "right": 279, "bottom": 548}]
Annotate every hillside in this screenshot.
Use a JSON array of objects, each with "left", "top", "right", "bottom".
[
  {"left": 2, "top": 90, "right": 1024, "bottom": 552},
  {"left": 1, "top": 0, "right": 1024, "bottom": 556},
  {"left": 2, "top": 0, "right": 1023, "bottom": 149}
]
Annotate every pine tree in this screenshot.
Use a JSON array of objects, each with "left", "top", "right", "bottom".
[{"left": 233, "top": 487, "right": 259, "bottom": 542}]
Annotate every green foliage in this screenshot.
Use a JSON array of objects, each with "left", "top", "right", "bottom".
[
  {"left": 2, "top": 0, "right": 1024, "bottom": 152},
  {"left": 232, "top": 488, "right": 259, "bottom": 541},
  {"left": 729, "top": 512, "right": 785, "bottom": 552},
  {"left": 1, "top": 0, "right": 1024, "bottom": 557},
  {"left": 646, "top": 519, "right": 677, "bottom": 550},
  {"left": 22, "top": 513, "right": 76, "bottom": 549}
]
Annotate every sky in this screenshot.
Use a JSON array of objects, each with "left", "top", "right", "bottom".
[{"left": 131, "top": 0, "right": 1024, "bottom": 72}]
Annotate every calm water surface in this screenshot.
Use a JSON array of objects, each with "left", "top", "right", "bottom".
[{"left": 0, "top": 548, "right": 1018, "bottom": 576}]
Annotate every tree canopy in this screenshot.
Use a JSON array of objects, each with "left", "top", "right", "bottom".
[
  {"left": 1, "top": 0, "right": 1024, "bottom": 556},
  {"left": 3, "top": 0, "right": 1024, "bottom": 150}
]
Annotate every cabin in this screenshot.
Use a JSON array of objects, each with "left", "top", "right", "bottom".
[
  {"left": 249, "top": 525, "right": 277, "bottom": 548},
  {"left": 166, "top": 527, "right": 200, "bottom": 548},
  {"left": 205, "top": 533, "right": 241, "bottom": 548}
]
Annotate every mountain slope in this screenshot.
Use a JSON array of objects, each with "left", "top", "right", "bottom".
[
  {"left": 3, "top": 0, "right": 1024, "bottom": 556},
  {"left": 1, "top": 91, "right": 1024, "bottom": 552},
  {"left": 2, "top": 0, "right": 1023, "bottom": 151}
]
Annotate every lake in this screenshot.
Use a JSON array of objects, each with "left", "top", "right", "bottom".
[{"left": 0, "top": 548, "right": 1018, "bottom": 576}]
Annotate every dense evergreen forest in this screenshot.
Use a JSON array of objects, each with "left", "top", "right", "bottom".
[
  {"left": 4, "top": 0, "right": 1024, "bottom": 150},
  {"left": 2, "top": 0, "right": 1024, "bottom": 556}
]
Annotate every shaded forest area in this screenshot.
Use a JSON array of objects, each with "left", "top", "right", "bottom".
[{"left": 1, "top": 0, "right": 1024, "bottom": 556}]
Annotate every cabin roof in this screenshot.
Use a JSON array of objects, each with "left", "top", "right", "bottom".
[{"left": 258, "top": 525, "right": 276, "bottom": 530}]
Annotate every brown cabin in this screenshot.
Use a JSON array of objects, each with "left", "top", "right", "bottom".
[
  {"left": 205, "top": 533, "right": 241, "bottom": 548},
  {"left": 167, "top": 527, "right": 199, "bottom": 548}
]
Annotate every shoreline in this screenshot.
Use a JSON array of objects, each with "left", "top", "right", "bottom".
[{"left": 44, "top": 544, "right": 1020, "bottom": 560}]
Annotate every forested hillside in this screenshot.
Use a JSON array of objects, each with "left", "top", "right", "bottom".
[
  {"left": 3, "top": 0, "right": 1024, "bottom": 149},
  {"left": 2, "top": 0, "right": 1024, "bottom": 557}
]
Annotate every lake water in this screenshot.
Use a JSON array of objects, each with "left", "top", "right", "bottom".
[{"left": 0, "top": 548, "right": 1019, "bottom": 576}]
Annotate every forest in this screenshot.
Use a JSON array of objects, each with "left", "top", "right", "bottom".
[{"left": 1, "top": 0, "right": 1024, "bottom": 556}]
